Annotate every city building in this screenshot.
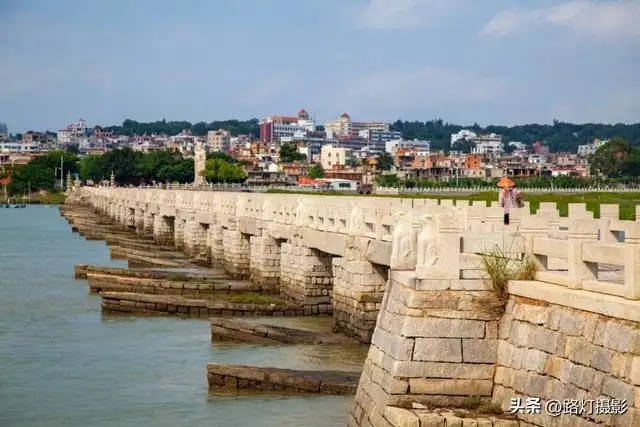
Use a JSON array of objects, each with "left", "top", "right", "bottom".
[
  {"left": 259, "top": 109, "right": 315, "bottom": 143},
  {"left": 320, "top": 144, "right": 354, "bottom": 170},
  {"left": 21, "top": 131, "right": 47, "bottom": 145},
  {"left": 532, "top": 141, "right": 550, "bottom": 156},
  {"left": 207, "top": 129, "right": 231, "bottom": 152},
  {"left": 58, "top": 119, "right": 91, "bottom": 145},
  {"left": 385, "top": 139, "right": 431, "bottom": 155},
  {"left": 578, "top": 138, "right": 607, "bottom": 157},
  {"left": 450, "top": 130, "right": 477, "bottom": 145},
  {"left": 358, "top": 129, "right": 402, "bottom": 143},
  {"left": 470, "top": 134, "right": 503, "bottom": 155},
  {"left": 0, "top": 141, "right": 41, "bottom": 153},
  {"left": 324, "top": 113, "right": 390, "bottom": 138}
]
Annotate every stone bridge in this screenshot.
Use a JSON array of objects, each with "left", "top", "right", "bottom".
[{"left": 79, "top": 187, "right": 639, "bottom": 427}]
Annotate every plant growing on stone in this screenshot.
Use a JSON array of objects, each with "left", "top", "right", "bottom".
[{"left": 480, "top": 239, "right": 538, "bottom": 309}]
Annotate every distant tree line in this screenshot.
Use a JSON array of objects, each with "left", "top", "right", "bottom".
[
  {"left": 390, "top": 119, "right": 640, "bottom": 153},
  {"left": 99, "top": 119, "right": 260, "bottom": 138},
  {"left": 77, "top": 148, "right": 247, "bottom": 185},
  {"left": 78, "top": 148, "right": 194, "bottom": 185},
  {"left": 8, "top": 151, "right": 78, "bottom": 195}
]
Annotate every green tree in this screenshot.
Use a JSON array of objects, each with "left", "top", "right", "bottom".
[
  {"left": 279, "top": 142, "right": 305, "bottom": 163},
  {"left": 7, "top": 151, "right": 79, "bottom": 195},
  {"left": 201, "top": 158, "right": 247, "bottom": 183},
  {"left": 376, "top": 173, "right": 399, "bottom": 187},
  {"left": 589, "top": 137, "right": 636, "bottom": 178},
  {"left": 66, "top": 145, "right": 80, "bottom": 154},
  {"left": 79, "top": 154, "right": 104, "bottom": 182},
  {"left": 308, "top": 163, "right": 325, "bottom": 179},
  {"left": 207, "top": 151, "right": 237, "bottom": 164},
  {"left": 376, "top": 151, "right": 394, "bottom": 171}
]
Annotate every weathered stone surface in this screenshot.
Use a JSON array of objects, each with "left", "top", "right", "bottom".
[
  {"left": 210, "top": 318, "right": 358, "bottom": 345},
  {"left": 408, "top": 379, "right": 493, "bottom": 396},
  {"left": 413, "top": 338, "right": 462, "bottom": 362},
  {"left": 207, "top": 363, "right": 361, "bottom": 395}
]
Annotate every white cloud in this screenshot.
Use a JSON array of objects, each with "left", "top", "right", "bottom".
[
  {"left": 354, "top": 0, "right": 460, "bottom": 29},
  {"left": 343, "top": 66, "right": 507, "bottom": 107},
  {"left": 480, "top": 0, "right": 640, "bottom": 41}
]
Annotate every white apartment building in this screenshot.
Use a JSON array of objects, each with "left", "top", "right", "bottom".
[
  {"left": 528, "top": 154, "right": 547, "bottom": 164},
  {"left": 385, "top": 139, "right": 431, "bottom": 155},
  {"left": 0, "top": 141, "right": 40, "bottom": 153},
  {"left": 471, "top": 134, "right": 503, "bottom": 155},
  {"left": 577, "top": 138, "right": 607, "bottom": 156},
  {"left": 320, "top": 144, "right": 353, "bottom": 170},
  {"left": 451, "top": 130, "right": 504, "bottom": 155},
  {"left": 451, "top": 130, "right": 477, "bottom": 145},
  {"left": 324, "top": 113, "right": 390, "bottom": 137},
  {"left": 207, "top": 129, "right": 231, "bottom": 152},
  {"left": 57, "top": 130, "right": 73, "bottom": 144}
]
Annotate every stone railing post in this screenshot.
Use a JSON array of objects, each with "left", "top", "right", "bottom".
[
  {"left": 599, "top": 204, "right": 619, "bottom": 243},
  {"left": 623, "top": 223, "right": 640, "bottom": 300},
  {"left": 520, "top": 215, "right": 549, "bottom": 272},
  {"left": 567, "top": 219, "right": 599, "bottom": 289}
]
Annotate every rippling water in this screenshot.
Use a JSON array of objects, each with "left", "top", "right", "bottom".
[{"left": 0, "top": 206, "right": 365, "bottom": 427}]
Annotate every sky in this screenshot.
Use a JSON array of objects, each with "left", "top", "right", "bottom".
[{"left": 1, "top": 0, "right": 639, "bottom": 132}]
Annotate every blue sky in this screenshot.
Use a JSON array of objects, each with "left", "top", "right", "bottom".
[{"left": 1, "top": 0, "right": 639, "bottom": 132}]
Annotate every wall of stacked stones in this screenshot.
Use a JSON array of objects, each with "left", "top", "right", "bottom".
[{"left": 493, "top": 296, "right": 639, "bottom": 427}]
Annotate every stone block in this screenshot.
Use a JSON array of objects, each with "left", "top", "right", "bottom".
[
  {"left": 402, "top": 317, "right": 485, "bottom": 338},
  {"left": 371, "top": 327, "right": 414, "bottom": 361},
  {"left": 382, "top": 407, "right": 419, "bottom": 427},
  {"left": 462, "top": 339, "right": 498, "bottom": 363},
  {"left": 525, "top": 372, "right": 549, "bottom": 398},
  {"left": 602, "top": 377, "right": 635, "bottom": 402},
  {"left": 569, "top": 364, "right": 595, "bottom": 390},
  {"left": 564, "top": 336, "right": 594, "bottom": 366},
  {"left": 611, "top": 353, "right": 631, "bottom": 378},
  {"left": 391, "top": 361, "right": 494, "bottom": 380},
  {"left": 521, "top": 348, "right": 548, "bottom": 373},
  {"left": 415, "top": 412, "right": 445, "bottom": 426},
  {"left": 512, "top": 303, "right": 549, "bottom": 325},
  {"left": 591, "top": 346, "right": 613, "bottom": 373},
  {"left": 408, "top": 379, "right": 493, "bottom": 396},
  {"left": 529, "top": 326, "right": 561, "bottom": 354},
  {"left": 558, "top": 311, "right": 585, "bottom": 336},
  {"left": 508, "top": 321, "right": 532, "bottom": 347},
  {"left": 630, "top": 356, "right": 640, "bottom": 386},
  {"left": 544, "top": 356, "right": 573, "bottom": 382},
  {"left": 413, "top": 338, "right": 462, "bottom": 362}
]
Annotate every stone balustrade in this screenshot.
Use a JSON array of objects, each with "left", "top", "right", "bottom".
[{"left": 76, "top": 187, "right": 640, "bottom": 427}]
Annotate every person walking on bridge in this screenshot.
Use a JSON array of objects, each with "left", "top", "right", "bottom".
[{"left": 498, "top": 177, "right": 521, "bottom": 225}]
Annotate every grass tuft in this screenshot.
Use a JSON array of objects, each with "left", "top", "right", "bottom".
[
  {"left": 460, "top": 396, "right": 482, "bottom": 410},
  {"left": 480, "top": 241, "right": 539, "bottom": 311}
]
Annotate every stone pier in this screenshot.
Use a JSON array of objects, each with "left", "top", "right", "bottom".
[
  {"left": 280, "top": 239, "right": 334, "bottom": 314},
  {"left": 249, "top": 236, "right": 281, "bottom": 292}
]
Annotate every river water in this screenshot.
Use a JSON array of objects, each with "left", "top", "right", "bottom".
[{"left": 0, "top": 206, "right": 367, "bottom": 427}]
